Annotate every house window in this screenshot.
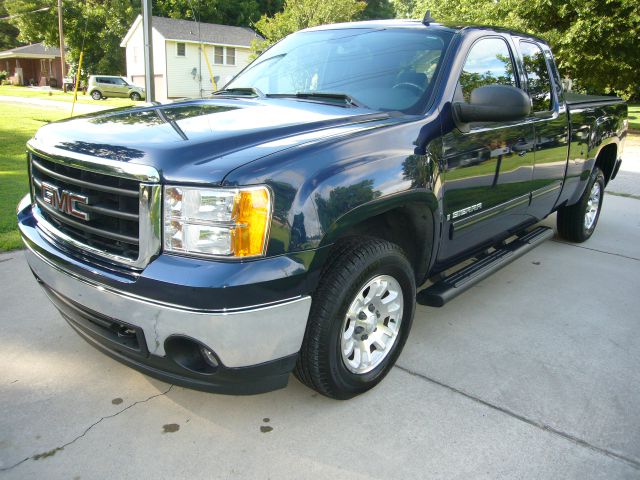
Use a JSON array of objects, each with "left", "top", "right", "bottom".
[
  {"left": 214, "top": 46, "right": 224, "bottom": 65},
  {"left": 176, "top": 43, "right": 186, "bottom": 57},
  {"left": 226, "top": 47, "right": 236, "bottom": 66}
]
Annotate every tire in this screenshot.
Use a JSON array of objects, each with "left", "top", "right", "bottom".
[
  {"left": 557, "top": 167, "right": 605, "bottom": 242},
  {"left": 91, "top": 90, "right": 102, "bottom": 100},
  {"left": 130, "top": 92, "right": 141, "bottom": 101},
  {"left": 294, "top": 237, "right": 416, "bottom": 399}
]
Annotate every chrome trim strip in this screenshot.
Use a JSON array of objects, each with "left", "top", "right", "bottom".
[
  {"left": 24, "top": 245, "right": 311, "bottom": 367},
  {"left": 27, "top": 140, "right": 160, "bottom": 183},
  {"left": 531, "top": 182, "right": 562, "bottom": 199},
  {"left": 16, "top": 193, "right": 32, "bottom": 214},
  {"left": 452, "top": 193, "right": 531, "bottom": 232},
  {"left": 35, "top": 197, "right": 139, "bottom": 244},
  {"left": 32, "top": 160, "right": 140, "bottom": 197},
  {"left": 82, "top": 203, "right": 139, "bottom": 221},
  {"left": 33, "top": 206, "right": 142, "bottom": 267},
  {"left": 23, "top": 237, "right": 301, "bottom": 314},
  {"left": 138, "top": 183, "right": 162, "bottom": 268}
]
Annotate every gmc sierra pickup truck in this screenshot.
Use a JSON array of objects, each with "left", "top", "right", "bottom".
[{"left": 17, "top": 19, "right": 627, "bottom": 399}]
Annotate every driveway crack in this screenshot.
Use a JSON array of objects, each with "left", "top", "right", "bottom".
[
  {"left": 551, "top": 240, "right": 640, "bottom": 262},
  {"left": 395, "top": 364, "right": 640, "bottom": 470},
  {"left": 0, "top": 385, "right": 173, "bottom": 473}
]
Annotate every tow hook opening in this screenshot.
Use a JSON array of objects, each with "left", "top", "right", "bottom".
[{"left": 164, "top": 335, "right": 220, "bottom": 375}]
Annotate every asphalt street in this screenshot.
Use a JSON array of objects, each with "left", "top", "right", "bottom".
[{"left": 1, "top": 144, "right": 638, "bottom": 479}]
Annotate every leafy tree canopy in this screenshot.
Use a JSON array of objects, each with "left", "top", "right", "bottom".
[
  {"left": 409, "top": 0, "right": 640, "bottom": 99},
  {"left": 0, "top": 0, "right": 22, "bottom": 50},
  {"left": 254, "top": 0, "right": 366, "bottom": 49},
  {"left": 6, "top": 0, "right": 138, "bottom": 77},
  {"left": 153, "top": 0, "right": 283, "bottom": 27}
]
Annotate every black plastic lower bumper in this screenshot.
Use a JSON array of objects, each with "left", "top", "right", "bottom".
[{"left": 39, "top": 278, "right": 298, "bottom": 395}]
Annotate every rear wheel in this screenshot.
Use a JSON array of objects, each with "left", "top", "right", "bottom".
[
  {"left": 557, "top": 167, "right": 605, "bottom": 242},
  {"left": 294, "top": 238, "right": 416, "bottom": 399},
  {"left": 91, "top": 90, "right": 102, "bottom": 100}
]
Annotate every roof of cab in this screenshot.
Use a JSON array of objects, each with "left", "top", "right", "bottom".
[{"left": 301, "top": 19, "right": 548, "bottom": 45}]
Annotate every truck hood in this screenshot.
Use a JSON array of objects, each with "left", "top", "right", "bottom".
[{"left": 31, "top": 98, "right": 399, "bottom": 184}]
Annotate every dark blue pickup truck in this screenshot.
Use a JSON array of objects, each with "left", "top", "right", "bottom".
[{"left": 17, "top": 19, "right": 627, "bottom": 399}]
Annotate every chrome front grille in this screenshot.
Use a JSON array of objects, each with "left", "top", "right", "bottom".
[
  {"left": 32, "top": 154, "right": 141, "bottom": 259},
  {"left": 27, "top": 142, "right": 161, "bottom": 269}
]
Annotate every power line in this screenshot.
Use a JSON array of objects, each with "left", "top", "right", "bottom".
[{"left": 0, "top": 7, "right": 51, "bottom": 20}]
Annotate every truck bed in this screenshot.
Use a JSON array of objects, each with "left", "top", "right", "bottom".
[{"left": 565, "top": 92, "right": 625, "bottom": 107}]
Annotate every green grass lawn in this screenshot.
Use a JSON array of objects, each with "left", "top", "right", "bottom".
[
  {"left": 0, "top": 104, "right": 67, "bottom": 251},
  {"left": 629, "top": 104, "right": 639, "bottom": 131},
  {"left": 0, "top": 85, "right": 137, "bottom": 108}
]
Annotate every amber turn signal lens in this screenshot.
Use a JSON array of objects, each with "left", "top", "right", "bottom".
[{"left": 232, "top": 187, "right": 271, "bottom": 257}]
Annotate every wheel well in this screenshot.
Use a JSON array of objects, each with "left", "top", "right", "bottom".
[
  {"left": 331, "top": 205, "right": 433, "bottom": 282},
  {"left": 595, "top": 143, "right": 617, "bottom": 185}
]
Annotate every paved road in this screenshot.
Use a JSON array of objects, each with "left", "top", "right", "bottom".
[
  {"left": 610, "top": 134, "right": 640, "bottom": 198},
  {"left": 1, "top": 190, "right": 639, "bottom": 478},
  {"left": 0, "top": 95, "right": 110, "bottom": 115}
]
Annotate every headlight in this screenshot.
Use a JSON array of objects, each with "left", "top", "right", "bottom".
[{"left": 163, "top": 186, "right": 272, "bottom": 258}]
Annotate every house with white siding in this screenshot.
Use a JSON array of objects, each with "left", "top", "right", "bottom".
[{"left": 120, "top": 16, "right": 261, "bottom": 101}]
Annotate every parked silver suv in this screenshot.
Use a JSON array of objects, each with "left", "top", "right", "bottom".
[{"left": 87, "top": 75, "right": 146, "bottom": 101}]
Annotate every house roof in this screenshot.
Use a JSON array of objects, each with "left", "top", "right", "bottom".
[
  {"left": 0, "top": 43, "right": 61, "bottom": 59},
  {"left": 121, "top": 15, "right": 262, "bottom": 48}
]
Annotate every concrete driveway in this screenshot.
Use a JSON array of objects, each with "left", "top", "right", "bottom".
[{"left": 1, "top": 188, "right": 639, "bottom": 476}]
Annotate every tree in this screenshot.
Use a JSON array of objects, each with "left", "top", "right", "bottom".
[
  {"left": 254, "top": 0, "right": 366, "bottom": 49},
  {"left": 0, "top": 0, "right": 22, "bottom": 50},
  {"left": 359, "top": 0, "right": 394, "bottom": 20},
  {"left": 153, "top": 0, "right": 283, "bottom": 27},
  {"left": 6, "top": 0, "right": 139, "bottom": 78},
  {"left": 409, "top": 0, "right": 640, "bottom": 100},
  {"left": 5, "top": 0, "right": 285, "bottom": 81}
]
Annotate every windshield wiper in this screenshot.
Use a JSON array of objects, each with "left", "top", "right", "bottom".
[
  {"left": 266, "top": 92, "right": 364, "bottom": 108},
  {"left": 212, "top": 87, "right": 264, "bottom": 98}
]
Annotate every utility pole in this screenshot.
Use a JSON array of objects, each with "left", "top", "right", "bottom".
[
  {"left": 141, "top": 0, "right": 155, "bottom": 102},
  {"left": 57, "top": 0, "right": 65, "bottom": 83}
]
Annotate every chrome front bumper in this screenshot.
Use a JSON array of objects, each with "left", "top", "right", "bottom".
[{"left": 24, "top": 244, "right": 311, "bottom": 369}]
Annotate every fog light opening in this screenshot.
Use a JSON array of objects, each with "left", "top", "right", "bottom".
[
  {"left": 201, "top": 347, "right": 219, "bottom": 368},
  {"left": 164, "top": 336, "right": 220, "bottom": 375}
]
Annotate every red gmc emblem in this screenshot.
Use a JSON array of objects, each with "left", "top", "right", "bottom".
[{"left": 41, "top": 181, "right": 90, "bottom": 221}]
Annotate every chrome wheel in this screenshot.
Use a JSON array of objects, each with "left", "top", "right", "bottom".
[
  {"left": 584, "top": 182, "right": 601, "bottom": 230},
  {"left": 340, "top": 275, "right": 404, "bottom": 374}
]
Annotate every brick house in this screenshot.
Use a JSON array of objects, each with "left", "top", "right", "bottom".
[{"left": 0, "top": 43, "right": 67, "bottom": 87}]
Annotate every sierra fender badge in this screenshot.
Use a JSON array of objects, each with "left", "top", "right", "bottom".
[{"left": 450, "top": 203, "right": 483, "bottom": 221}]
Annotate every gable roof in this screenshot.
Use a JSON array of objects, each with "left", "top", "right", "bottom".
[
  {"left": 120, "top": 15, "right": 262, "bottom": 48},
  {"left": 0, "top": 43, "right": 61, "bottom": 59}
]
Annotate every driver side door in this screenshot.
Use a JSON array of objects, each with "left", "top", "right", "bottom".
[{"left": 439, "top": 36, "right": 536, "bottom": 261}]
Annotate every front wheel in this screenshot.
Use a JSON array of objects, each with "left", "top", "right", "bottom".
[
  {"left": 90, "top": 90, "right": 102, "bottom": 100},
  {"left": 294, "top": 238, "right": 416, "bottom": 399},
  {"left": 557, "top": 167, "right": 605, "bottom": 242},
  {"left": 130, "top": 92, "right": 142, "bottom": 101}
]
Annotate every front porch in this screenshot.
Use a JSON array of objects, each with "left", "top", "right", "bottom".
[{"left": 0, "top": 43, "right": 66, "bottom": 88}]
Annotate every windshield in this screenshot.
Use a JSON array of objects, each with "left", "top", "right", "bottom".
[{"left": 226, "top": 28, "right": 453, "bottom": 113}]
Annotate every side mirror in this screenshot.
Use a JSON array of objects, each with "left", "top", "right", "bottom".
[{"left": 453, "top": 85, "right": 531, "bottom": 130}]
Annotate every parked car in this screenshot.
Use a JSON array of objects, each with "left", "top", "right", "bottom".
[
  {"left": 18, "top": 19, "right": 627, "bottom": 399},
  {"left": 87, "top": 75, "right": 145, "bottom": 101}
]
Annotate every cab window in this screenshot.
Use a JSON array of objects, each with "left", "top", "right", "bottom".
[
  {"left": 519, "top": 41, "right": 553, "bottom": 112},
  {"left": 457, "top": 37, "right": 516, "bottom": 102}
]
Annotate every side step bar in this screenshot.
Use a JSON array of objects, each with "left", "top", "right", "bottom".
[{"left": 417, "top": 226, "right": 555, "bottom": 307}]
